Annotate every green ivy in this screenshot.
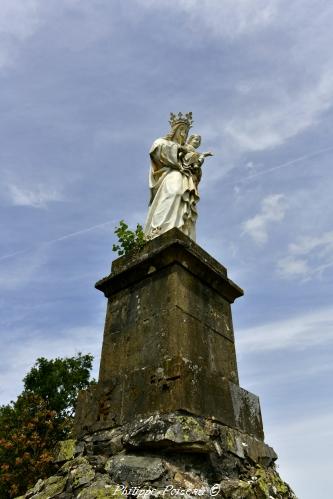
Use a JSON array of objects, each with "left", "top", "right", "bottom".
[{"left": 112, "top": 220, "right": 146, "bottom": 256}]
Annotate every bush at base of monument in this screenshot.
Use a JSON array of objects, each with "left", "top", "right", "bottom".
[
  {"left": 0, "top": 354, "right": 94, "bottom": 498},
  {"left": 0, "top": 393, "right": 61, "bottom": 498}
]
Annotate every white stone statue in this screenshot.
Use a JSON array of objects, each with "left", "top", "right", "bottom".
[{"left": 144, "top": 113, "right": 213, "bottom": 241}]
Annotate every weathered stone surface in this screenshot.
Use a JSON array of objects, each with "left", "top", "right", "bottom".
[
  {"left": 76, "top": 478, "right": 125, "bottom": 498},
  {"left": 74, "top": 368, "right": 263, "bottom": 440},
  {"left": 54, "top": 439, "right": 77, "bottom": 463},
  {"left": 60, "top": 456, "right": 90, "bottom": 474},
  {"left": 70, "top": 460, "right": 95, "bottom": 489},
  {"left": 75, "top": 440, "right": 86, "bottom": 455},
  {"left": 86, "top": 455, "right": 108, "bottom": 472},
  {"left": 74, "top": 412, "right": 273, "bottom": 466},
  {"left": 24, "top": 479, "right": 44, "bottom": 498},
  {"left": 125, "top": 413, "right": 212, "bottom": 452},
  {"left": 219, "top": 426, "right": 277, "bottom": 466},
  {"left": 17, "top": 412, "right": 296, "bottom": 499},
  {"left": 105, "top": 454, "right": 165, "bottom": 485},
  {"left": 164, "top": 460, "right": 210, "bottom": 494},
  {"left": 27, "top": 475, "right": 67, "bottom": 498},
  {"left": 74, "top": 229, "right": 264, "bottom": 440},
  {"left": 100, "top": 229, "right": 235, "bottom": 301},
  {"left": 220, "top": 466, "right": 297, "bottom": 499},
  {"left": 77, "top": 486, "right": 124, "bottom": 498},
  {"left": 90, "top": 429, "right": 123, "bottom": 456}
]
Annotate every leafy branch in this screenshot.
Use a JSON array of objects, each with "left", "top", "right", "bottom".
[{"left": 112, "top": 220, "right": 146, "bottom": 256}]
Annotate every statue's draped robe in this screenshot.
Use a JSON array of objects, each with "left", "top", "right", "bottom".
[{"left": 144, "top": 138, "right": 199, "bottom": 241}]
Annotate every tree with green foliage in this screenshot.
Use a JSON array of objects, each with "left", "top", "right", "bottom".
[
  {"left": 112, "top": 220, "right": 146, "bottom": 256},
  {"left": 0, "top": 353, "right": 94, "bottom": 498},
  {"left": 23, "top": 353, "right": 94, "bottom": 417}
]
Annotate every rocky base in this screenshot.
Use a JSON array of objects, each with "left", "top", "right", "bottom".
[{"left": 16, "top": 412, "right": 297, "bottom": 499}]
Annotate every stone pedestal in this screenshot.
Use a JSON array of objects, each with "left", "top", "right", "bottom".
[
  {"left": 18, "top": 229, "right": 298, "bottom": 499},
  {"left": 74, "top": 229, "right": 263, "bottom": 440}
]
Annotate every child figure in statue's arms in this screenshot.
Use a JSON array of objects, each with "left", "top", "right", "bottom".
[{"left": 179, "top": 134, "right": 213, "bottom": 186}]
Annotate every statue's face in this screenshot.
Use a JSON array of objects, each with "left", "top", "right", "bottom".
[
  {"left": 174, "top": 125, "right": 188, "bottom": 145},
  {"left": 190, "top": 135, "right": 201, "bottom": 148}
]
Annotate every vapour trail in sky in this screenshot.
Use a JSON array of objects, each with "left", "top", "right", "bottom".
[
  {"left": 0, "top": 220, "right": 116, "bottom": 262},
  {"left": 226, "top": 145, "right": 333, "bottom": 186}
]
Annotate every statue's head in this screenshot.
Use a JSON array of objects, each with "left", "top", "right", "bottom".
[
  {"left": 165, "top": 112, "right": 193, "bottom": 145},
  {"left": 188, "top": 134, "right": 201, "bottom": 148}
]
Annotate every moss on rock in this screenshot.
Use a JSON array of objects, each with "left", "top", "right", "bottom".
[
  {"left": 165, "top": 415, "right": 209, "bottom": 444},
  {"left": 77, "top": 484, "right": 126, "bottom": 498},
  {"left": 220, "top": 466, "right": 296, "bottom": 499},
  {"left": 60, "top": 456, "right": 90, "bottom": 474},
  {"left": 29, "top": 475, "right": 67, "bottom": 499},
  {"left": 70, "top": 461, "right": 95, "bottom": 489},
  {"left": 54, "top": 439, "right": 77, "bottom": 463},
  {"left": 14, "top": 414, "right": 297, "bottom": 499}
]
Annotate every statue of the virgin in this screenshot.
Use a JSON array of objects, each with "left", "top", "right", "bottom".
[{"left": 144, "top": 113, "right": 212, "bottom": 241}]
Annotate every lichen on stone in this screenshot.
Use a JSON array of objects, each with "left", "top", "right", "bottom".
[
  {"left": 70, "top": 460, "right": 95, "bottom": 489},
  {"left": 54, "top": 439, "right": 77, "bottom": 463},
  {"left": 60, "top": 456, "right": 90, "bottom": 474},
  {"left": 28, "top": 475, "right": 67, "bottom": 499},
  {"left": 77, "top": 483, "right": 125, "bottom": 498},
  {"left": 164, "top": 415, "right": 209, "bottom": 444},
  {"left": 14, "top": 413, "right": 297, "bottom": 499}
]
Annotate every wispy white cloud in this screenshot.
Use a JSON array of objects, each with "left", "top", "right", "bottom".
[
  {"left": 136, "top": 0, "right": 333, "bottom": 155},
  {"left": 136, "top": 0, "right": 277, "bottom": 39},
  {"left": 0, "top": 0, "right": 115, "bottom": 71},
  {"left": 165, "top": 2, "right": 333, "bottom": 156},
  {"left": 7, "top": 183, "right": 63, "bottom": 208},
  {"left": 277, "top": 231, "right": 333, "bottom": 279},
  {"left": 237, "top": 307, "right": 333, "bottom": 353},
  {"left": 277, "top": 256, "right": 310, "bottom": 279},
  {"left": 224, "top": 69, "right": 333, "bottom": 152},
  {"left": 289, "top": 232, "right": 333, "bottom": 257},
  {"left": 242, "top": 194, "right": 287, "bottom": 244},
  {"left": 0, "top": 0, "right": 40, "bottom": 39},
  {"left": 0, "top": 0, "right": 42, "bottom": 69}
]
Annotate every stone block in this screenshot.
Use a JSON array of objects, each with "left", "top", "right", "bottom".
[
  {"left": 105, "top": 455, "right": 165, "bottom": 485},
  {"left": 53, "top": 439, "right": 77, "bottom": 463},
  {"left": 74, "top": 229, "right": 264, "bottom": 441}
]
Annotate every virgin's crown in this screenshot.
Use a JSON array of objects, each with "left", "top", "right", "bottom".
[{"left": 169, "top": 112, "right": 193, "bottom": 129}]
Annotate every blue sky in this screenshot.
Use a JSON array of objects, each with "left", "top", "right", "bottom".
[{"left": 1, "top": 1, "right": 333, "bottom": 497}]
